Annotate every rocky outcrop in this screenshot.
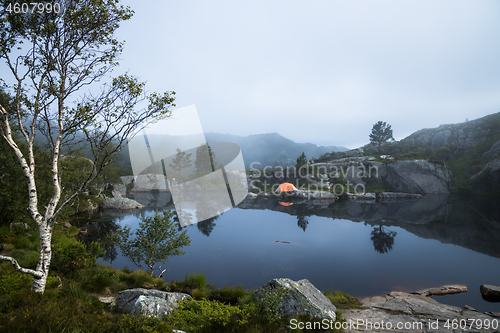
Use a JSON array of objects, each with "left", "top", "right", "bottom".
[
  {"left": 480, "top": 285, "right": 500, "bottom": 298},
  {"left": 384, "top": 160, "right": 451, "bottom": 194},
  {"left": 400, "top": 114, "right": 499, "bottom": 156},
  {"left": 117, "top": 288, "right": 170, "bottom": 313},
  {"left": 105, "top": 183, "right": 126, "bottom": 197},
  {"left": 342, "top": 291, "right": 499, "bottom": 333},
  {"left": 130, "top": 295, "right": 182, "bottom": 318},
  {"left": 282, "top": 190, "right": 337, "bottom": 200},
  {"left": 100, "top": 197, "right": 144, "bottom": 209},
  {"left": 413, "top": 285, "right": 468, "bottom": 296},
  {"left": 472, "top": 158, "right": 500, "bottom": 190},
  {"left": 116, "top": 288, "right": 191, "bottom": 316},
  {"left": 346, "top": 193, "right": 376, "bottom": 200},
  {"left": 254, "top": 278, "right": 337, "bottom": 320},
  {"left": 376, "top": 192, "right": 423, "bottom": 200},
  {"left": 249, "top": 159, "right": 451, "bottom": 195}
]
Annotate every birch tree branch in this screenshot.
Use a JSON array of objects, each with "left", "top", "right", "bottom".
[{"left": 0, "top": 255, "right": 43, "bottom": 278}]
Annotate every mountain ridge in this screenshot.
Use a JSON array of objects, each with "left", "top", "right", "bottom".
[{"left": 204, "top": 132, "right": 348, "bottom": 168}]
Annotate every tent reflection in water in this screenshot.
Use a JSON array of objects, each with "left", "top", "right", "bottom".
[{"left": 276, "top": 182, "right": 298, "bottom": 192}]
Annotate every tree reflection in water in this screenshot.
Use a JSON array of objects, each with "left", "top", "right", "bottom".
[{"left": 370, "top": 224, "right": 397, "bottom": 254}]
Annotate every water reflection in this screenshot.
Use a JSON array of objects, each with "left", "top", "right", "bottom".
[
  {"left": 197, "top": 216, "right": 219, "bottom": 237},
  {"left": 296, "top": 215, "right": 309, "bottom": 232},
  {"left": 72, "top": 192, "right": 500, "bottom": 313},
  {"left": 370, "top": 224, "right": 397, "bottom": 254}
]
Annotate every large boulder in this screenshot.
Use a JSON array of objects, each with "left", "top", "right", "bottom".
[
  {"left": 254, "top": 278, "right": 336, "bottom": 320},
  {"left": 385, "top": 160, "right": 451, "bottom": 194},
  {"left": 116, "top": 288, "right": 190, "bottom": 314},
  {"left": 100, "top": 197, "right": 144, "bottom": 209},
  {"left": 480, "top": 284, "right": 500, "bottom": 298},
  {"left": 130, "top": 295, "right": 186, "bottom": 318}
]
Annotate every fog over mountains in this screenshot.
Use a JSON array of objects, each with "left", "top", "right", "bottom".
[{"left": 205, "top": 132, "right": 348, "bottom": 168}]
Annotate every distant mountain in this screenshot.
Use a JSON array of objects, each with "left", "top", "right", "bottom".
[{"left": 205, "top": 132, "right": 348, "bottom": 169}]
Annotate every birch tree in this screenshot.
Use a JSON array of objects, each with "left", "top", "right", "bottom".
[{"left": 0, "top": 0, "right": 175, "bottom": 293}]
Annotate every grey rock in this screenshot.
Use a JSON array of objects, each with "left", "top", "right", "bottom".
[
  {"left": 254, "top": 278, "right": 336, "bottom": 320},
  {"left": 482, "top": 139, "right": 500, "bottom": 159},
  {"left": 413, "top": 284, "right": 467, "bottom": 296},
  {"left": 100, "top": 197, "right": 145, "bottom": 210},
  {"left": 117, "top": 288, "right": 190, "bottom": 314},
  {"left": 385, "top": 160, "right": 451, "bottom": 194},
  {"left": 120, "top": 176, "right": 134, "bottom": 186},
  {"left": 377, "top": 192, "right": 423, "bottom": 200},
  {"left": 10, "top": 222, "right": 30, "bottom": 231},
  {"left": 480, "top": 284, "right": 500, "bottom": 297},
  {"left": 471, "top": 158, "right": 500, "bottom": 191},
  {"left": 97, "top": 296, "right": 116, "bottom": 308},
  {"left": 342, "top": 291, "right": 499, "bottom": 333},
  {"left": 284, "top": 190, "right": 337, "bottom": 200},
  {"left": 134, "top": 174, "right": 169, "bottom": 192},
  {"left": 130, "top": 295, "right": 174, "bottom": 318},
  {"left": 117, "top": 288, "right": 169, "bottom": 313},
  {"left": 401, "top": 117, "right": 492, "bottom": 155},
  {"left": 346, "top": 193, "right": 376, "bottom": 200},
  {"left": 110, "top": 184, "right": 126, "bottom": 197}
]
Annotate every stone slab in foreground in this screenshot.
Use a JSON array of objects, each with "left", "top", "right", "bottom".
[
  {"left": 343, "top": 291, "right": 499, "bottom": 333},
  {"left": 413, "top": 284, "right": 468, "bottom": 296},
  {"left": 116, "top": 288, "right": 190, "bottom": 314}
]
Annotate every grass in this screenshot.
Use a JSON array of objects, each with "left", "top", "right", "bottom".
[
  {"left": 0, "top": 220, "right": 361, "bottom": 332},
  {"left": 324, "top": 290, "right": 363, "bottom": 309}
]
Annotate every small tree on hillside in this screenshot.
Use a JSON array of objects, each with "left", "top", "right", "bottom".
[
  {"left": 296, "top": 152, "right": 307, "bottom": 168},
  {"left": 112, "top": 209, "right": 191, "bottom": 277},
  {"left": 369, "top": 121, "right": 394, "bottom": 153},
  {"left": 169, "top": 148, "right": 192, "bottom": 180},
  {"left": 0, "top": 0, "right": 176, "bottom": 293}
]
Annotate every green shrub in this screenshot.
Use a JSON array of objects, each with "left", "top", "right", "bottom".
[
  {"left": 82, "top": 264, "right": 117, "bottom": 293},
  {"left": 324, "top": 290, "right": 363, "bottom": 309},
  {"left": 191, "top": 288, "right": 209, "bottom": 300},
  {"left": 67, "top": 282, "right": 95, "bottom": 304},
  {"left": 0, "top": 264, "right": 33, "bottom": 296},
  {"left": 168, "top": 298, "right": 249, "bottom": 333},
  {"left": 178, "top": 272, "right": 208, "bottom": 290},
  {"left": 118, "top": 269, "right": 167, "bottom": 289},
  {"left": 10, "top": 249, "right": 39, "bottom": 269},
  {"left": 51, "top": 235, "right": 103, "bottom": 274},
  {"left": 105, "top": 315, "right": 173, "bottom": 333},
  {"left": 211, "top": 285, "right": 246, "bottom": 303},
  {"left": 13, "top": 235, "right": 30, "bottom": 249}
]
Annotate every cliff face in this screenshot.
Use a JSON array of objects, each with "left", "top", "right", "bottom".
[
  {"left": 366, "top": 160, "right": 452, "bottom": 194},
  {"left": 401, "top": 122, "right": 490, "bottom": 156},
  {"left": 362, "top": 111, "right": 500, "bottom": 194},
  {"left": 249, "top": 159, "right": 452, "bottom": 194}
]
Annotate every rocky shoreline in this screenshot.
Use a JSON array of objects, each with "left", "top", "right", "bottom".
[
  {"left": 343, "top": 290, "right": 500, "bottom": 333},
  {"left": 98, "top": 278, "right": 500, "bottom": 333}
]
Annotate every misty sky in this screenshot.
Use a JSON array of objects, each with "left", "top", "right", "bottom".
[{"left": 116, "top": 0, "right": 500, "bottom": 149}]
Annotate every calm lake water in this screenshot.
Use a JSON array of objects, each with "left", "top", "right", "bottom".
[{"left": 73, "top": 193, "right": 500, "bottom": 313}]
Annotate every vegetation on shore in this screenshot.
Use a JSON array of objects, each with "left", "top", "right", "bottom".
[{"left": 0, "top": 222, "right": 355, "bottom": 332}]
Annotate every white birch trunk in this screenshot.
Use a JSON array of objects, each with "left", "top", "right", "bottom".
[{"left": 31, "top": 225, "right": 53, "bottom": 292}]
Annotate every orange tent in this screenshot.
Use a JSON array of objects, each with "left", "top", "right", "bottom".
[
  {"left": 279, "top": 202, "right": 294, "bottom": 206},
  {"left": 277, "top": 182, "right": 298, "bottom": 192}
]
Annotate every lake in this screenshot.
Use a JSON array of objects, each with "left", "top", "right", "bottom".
[{"left": 73, "top": 193, "right": 500, "bottom": 313}]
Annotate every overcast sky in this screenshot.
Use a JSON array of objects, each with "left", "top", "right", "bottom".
[{"left": 116, "top": 0, "right": 500, "bottom": 149}]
